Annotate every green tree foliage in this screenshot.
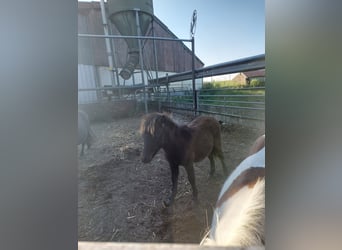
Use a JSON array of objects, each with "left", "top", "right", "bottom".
[{"left": 250, "top": 79, "right": 265, "bottom": 87}]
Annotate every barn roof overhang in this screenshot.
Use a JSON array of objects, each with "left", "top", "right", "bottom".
[{"left": 148, "top": 54, "right": 265, "bottom": 85}]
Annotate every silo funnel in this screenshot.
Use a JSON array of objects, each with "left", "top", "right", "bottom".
[{"left": 108, "top": 0, "right": 153, "bottom": 80}]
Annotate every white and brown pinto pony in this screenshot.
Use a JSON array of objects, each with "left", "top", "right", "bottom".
[
  {"left": 201, "top": 134, "right": 265, "bottom": 248},
  {"left": 249, "top": 134, "right": 265, "bottom": 156}
]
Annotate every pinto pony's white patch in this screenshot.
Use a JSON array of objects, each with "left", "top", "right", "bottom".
[
  {"left": 207, "top": 178, "right": 265, "bottom": 246},
  {"left": 202, "top": 147, "right": 265, "bottom": 247},
  {"left": 218, "top": 147, "right": 265, "bottom": 202}
]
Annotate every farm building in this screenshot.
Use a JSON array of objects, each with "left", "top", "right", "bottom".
[
  {"left": 78, "top": 1, "right": 204, "bottom": 104},
  {"left": 231, "top": 69, "right": 265, "bottom": 85}
]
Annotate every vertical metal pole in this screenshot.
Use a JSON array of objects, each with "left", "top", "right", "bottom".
[
  {"left": 100, "top": 0, "right": 115, "bottom": 88},
  {"left": 132, "top": 72, "right": 136, "bottom": 86},
  {"left": 107, "top": 21, "right": 121, "bottom": 87},
  {"left": 196, "top": 89, "right": 199, "bottom": 115},
  {"left": 191, "top": 37, "right": 197, "bottom": 115},
  {"left": 151, "top": 17, "right": 160, "bottom": 109},
  {"left": 134, "top": 9, "right": 148, "bottom": 113},
  {"left": 166, "top": 74, "right": 170, "bottom": 108},
  {"left": 93, "top": 65, "right": 102, "bottom": 101},
  {"left": 151, "top": 18, "right": 159, "bottom": 87}
]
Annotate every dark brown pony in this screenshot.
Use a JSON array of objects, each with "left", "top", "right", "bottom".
[{"left": 140, "top": 113, "right": 227, "bottom": 206}]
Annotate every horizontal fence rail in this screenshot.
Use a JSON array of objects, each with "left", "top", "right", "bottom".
[
  {"left": 199, "top": 87, "right": 265, "bottom": 123},
  {"left": 147, "top": 86, "right": 265, "bottom": 126},
  {"left": 145, "top": 54, "right": 265, "bottom": 127}
]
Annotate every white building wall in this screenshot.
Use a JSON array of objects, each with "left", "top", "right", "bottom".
[
  {"left": 97, "top": 67, "right": 112, "bottom": 87},
  {"left": 78, "top": 64, "right": 98, "bottom": 104},
  {"left": 78, "top": 64, "right": 203, "bottom": 103}
]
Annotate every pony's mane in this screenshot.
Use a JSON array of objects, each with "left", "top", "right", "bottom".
[{"left": 139, "top": 113, "right": 177, "bottom": 136}]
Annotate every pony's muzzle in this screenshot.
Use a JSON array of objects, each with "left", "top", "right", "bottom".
[
  {"left": 141, "top": 155, "right": 152, "bottom": 164},
  {"left": 141, "top": 147, "right": 158, "bottom": 163}
]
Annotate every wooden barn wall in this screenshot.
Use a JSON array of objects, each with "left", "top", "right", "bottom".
[{"left": 78, "top": 2, "right": 204, "bottom": 73}]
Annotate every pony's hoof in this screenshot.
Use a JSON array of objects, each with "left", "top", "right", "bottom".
[
  {"left": 208, "top": 173, "right": 215, "bottom": 180},
  {"left": 162, "top": 199, "right": 172, "bottom": 207},
  {"left": 192, "top": 197, "right": 199, "bottom": 207},
  {"left": 208, "top": 174, "right": 220, "bottom": 182},
  {"left": 192, "top": 195, "right": 199, "bottom": 203}
]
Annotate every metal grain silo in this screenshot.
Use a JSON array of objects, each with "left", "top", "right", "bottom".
[{"left": 107, "top": 0, "right": 154, "bottom": 80}]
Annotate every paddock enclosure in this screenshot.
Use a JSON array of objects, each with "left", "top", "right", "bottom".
[
  {"left": 78, "top": 1, "right": 265, "bottom": 245},
  {"left": 78, "top": 113, "right": 264, "bottom": 243}
]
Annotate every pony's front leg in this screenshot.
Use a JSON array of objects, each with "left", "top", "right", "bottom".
[
  {"left": 185, "top": 164, "right": 198, "bottom": 201},
  {"left": 163, "top": 164, "right": 179, "bottom": 207}
]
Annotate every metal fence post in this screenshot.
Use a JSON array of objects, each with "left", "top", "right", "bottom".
[
  {"left": 196, "top": 89, "right": 199, "bottom": 115},
  {"left": 134, "top": 9, "right": 148, "bottom": 114},
  {"left": 191, "top": 36, "right": 197, "bottom": 116}
]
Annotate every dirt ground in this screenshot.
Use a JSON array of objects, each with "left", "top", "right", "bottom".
[{"left": 78, "top": 113, "right": 264, "bottom": 243}]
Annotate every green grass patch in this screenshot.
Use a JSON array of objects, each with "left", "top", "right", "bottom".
[
  {"left": 203, "top": 80, "right": 245, "bottom": 89},
  {"left": 199, "top": 85, "right": 265, "bottom": 108}
]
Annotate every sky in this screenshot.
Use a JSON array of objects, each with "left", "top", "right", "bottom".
[
  {"left": 79, "top": 0, "right": 265, "bottom": 67},
  {"left": 153, "top": 0, "right": 265, "bottom": 66}
]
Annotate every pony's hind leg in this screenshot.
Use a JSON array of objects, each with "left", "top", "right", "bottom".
[
  {"left": 86, "top": 135, "right": 91, "bottom": 149},
  {"left": 213, "top": 138, "right": 228, "bottom": 176},
  {"left": 184, "top": 164, "right": 198, "bottom": 201},
  {"left": 208, "top": 153, "right": 216, "bottom": 177},
  {"left": 217, "top": 151, "right": 228, "bottom": 176}
]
